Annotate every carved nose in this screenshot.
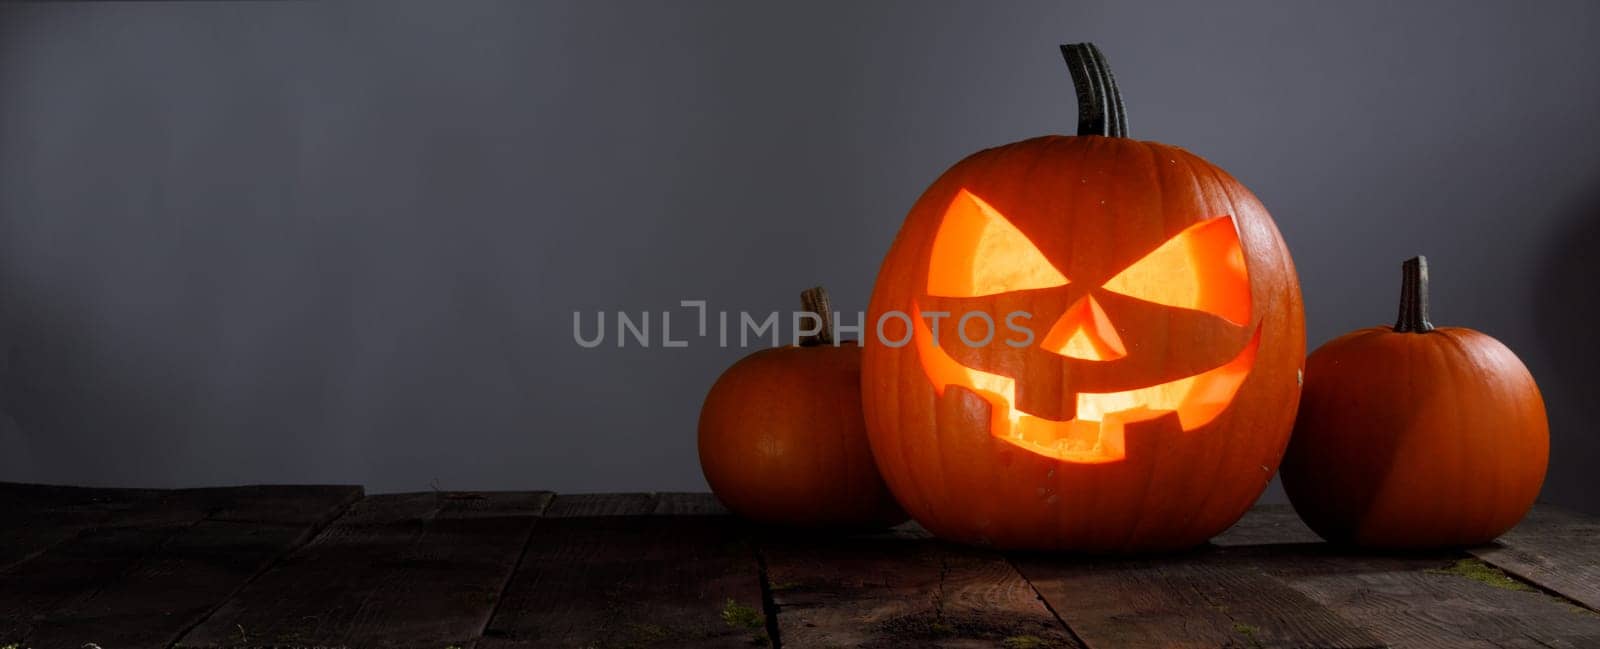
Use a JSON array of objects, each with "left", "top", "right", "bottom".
[{"left": 1040, "top": 294, "right": 1127, "bottom": 361}]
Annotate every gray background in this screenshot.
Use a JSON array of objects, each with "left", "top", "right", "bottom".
[{"left": 0, "top": 1, "right": 1595, "bottom": 513}]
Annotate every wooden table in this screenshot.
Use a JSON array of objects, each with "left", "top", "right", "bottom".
[{"left": 1, "top": 483, "right": 1596, "bottom": 648}]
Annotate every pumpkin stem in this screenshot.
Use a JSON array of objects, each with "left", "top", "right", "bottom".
[
  {"left": 1395, "top": 256, "right": 1435, "bottom": 333},
  {"left": 800, "top": 286, "right": 835, "bottom": 346},
  {"left": 1060, "top": 43, "right": 1128, "bottom": 138}
]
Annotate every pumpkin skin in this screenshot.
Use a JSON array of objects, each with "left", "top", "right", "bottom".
[
  {"left": 861, "top": 135, "right": 1305, "bottom": 552},
  {"left": 699, "top": 342, "right": 906, "bottom": 528},
  {"left": 1282, "top": 261, "right": 1548, "bottom": 548}
]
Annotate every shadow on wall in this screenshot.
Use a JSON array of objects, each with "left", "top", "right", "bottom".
[
  {"left": 1533, "top": 185, "right": 1600, "bottom": 516},
  {"left": 0, "top": 279, "right": 189, "bottom": 485}
]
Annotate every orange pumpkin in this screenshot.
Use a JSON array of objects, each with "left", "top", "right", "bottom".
[
  {"left": 699, "top": 287, "right": 906, "bottom": 528},
  {"left": 860, "top": 44, "right": 1305, "bottom": 551},
  {"left": 1282, "top": 257, "right": 1548, "bottom": 548}
]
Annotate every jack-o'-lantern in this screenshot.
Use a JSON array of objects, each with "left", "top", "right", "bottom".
[{"left": 861, "top": 44, "right": 1305, "bottom": 552}]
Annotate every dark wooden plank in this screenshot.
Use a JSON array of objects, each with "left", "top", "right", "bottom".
[
  {"left": 482, "top": 516, "right": 766, "bottom": 648},
  {"left": 1017, "top": 545, "right": 1382, "bottom": 649},
  {"left": 0, "top": 484, "right": 360, "bottom": 648},
  {"left": 21, "top": 521, "right": 313, "bottom": 649},
  {"left": 653, "top": 492, "right": 729, "bottom": 516},
  {"left": 0, "top": 510, "right": 95, "bottom": 573},
  {"left": 0, "top": 482, "right": 169, "bottom": 517},
  {"left": 177, "top": 493, "right": 441, "bottom": 647},
  {"left": 177, "top": 491, "right": 551, "bottom": 649},
  {"left": 0, "top": 483, "right": 150, "bottom": 525},
  {"left": 1213, "top": 503, "right": 1322, "bottom": 547},
  {"left": 339, "top": 492, "right": 555, "bottom": 647},
  {"left": 0, "top": 483, "right": 361, "bottom": 571},
  {"left": 199, "top": 484, "right": 365, "bottom": 525},
  {"left": 0, "top": 523, "right": 184, "bottom": 647},
  {"left": 0, "top": 483, "right": 201, "bottom": 571},
  {"left": 765, "top": 530, "right": 1080, "bottom": 649},
  {"left": 543, "top": 492, "right": 657, "bottom": 517},
  {"left": 1221, "top": 504, "right": 1600, "bottom": 618},
  {"left": 1262, "top": 545, "right": 1600, "bottom": 649},
  {"left": 1470, "top": 506, "right": 1600, "bottom": 612}
]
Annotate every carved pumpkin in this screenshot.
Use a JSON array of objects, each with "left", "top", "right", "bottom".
[
  {"left": 700, "top": 288, "right": 906, "bottom": 528},
  {"left": 1282, "top": 257, "right": 1548, "bottom": 548},
  {"left": 861, "top": 44, "right": 1305, "bottom": 552}
]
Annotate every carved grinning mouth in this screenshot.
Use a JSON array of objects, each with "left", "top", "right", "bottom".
[{"left": 912, "top": 307, "right": 1260, "bottom": 463}]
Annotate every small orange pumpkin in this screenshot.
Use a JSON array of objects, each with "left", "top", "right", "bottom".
[
  {"left": 1282, "top": 257, "right": 1549, "bottom": 548},
  {"left": 698, "top": 287, "right": 906, "bottom": 528}
]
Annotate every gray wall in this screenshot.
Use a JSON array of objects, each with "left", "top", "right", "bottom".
[{"left": 1, "top": 1, "right": 1596, "bottom": 512}]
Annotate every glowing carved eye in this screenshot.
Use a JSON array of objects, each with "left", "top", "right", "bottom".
[
  {"left": 1100, "top": 216, "right": 1251, "bottom": 326},
  {"left": 926, "top": 189, "right": 1068, "bottom": 298}
]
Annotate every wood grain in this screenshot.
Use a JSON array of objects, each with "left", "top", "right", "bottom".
[
  {"left": 22, "top": 521, "right": 314, "bottom": 649},
  {"left": 0, "top": 483, "right": 360, "bottom": 648},
  {"left": 1470, "top": 506, "right": 1600, "bottom": 612},
  {"left": 1212, "top": 503, "right": 1322, "bottom": 547},
  {"left": 4, "top": 484, "right": 1597, "bottom": 649},
  {"left": 1017, "top": 546, "right": 1383, "bottom": 649},
  {"left": 482, "top": 516, "right": 766, "bottom": 648},
  {"left": 0, "top": 523, "right": 186, "bottom": 646},
  {"left": 199, "top": 484, "right": 369, "bottom": 525},
  {"left": 1260, "top": 544, "right": 1600, "bottom": 649},
  {"left": 542, "top": 492, "right": 657, "bottom": 517},
  {"left": 0, "top": 484, "right": 200, "bottom": 571},
  {"left": 653, "top": 492, "right": 730, "bottom": 516},
  {"left": 177, "top": 491, "right": 550, "bottom": 649},
  {"left": 765, "top": 531, "right": 1080, "bottom": 649}
]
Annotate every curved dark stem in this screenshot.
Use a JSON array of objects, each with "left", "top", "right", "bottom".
[
  {"left": 1060, "top": 43, "right": 1127, "bottom": 137},
  {"left": 1395, "top": 256, "right": 1435, "bottom": 333},
  {"left": 799, "top": 286, "right": 834, "bottom": 346}
]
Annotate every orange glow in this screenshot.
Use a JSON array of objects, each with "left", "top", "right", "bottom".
[
  {"left": 913, "top": 304, "right": 1259, "bottom": 463},
  {"left": 926, "top": 189, "right": 1069, "bottom": 297},
  {"left": 1040, "top": 294, "right": 1126, "bottom": 361},
  {"left": 1102, "top": 216, "right": 1251, "bottom": 325}
]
